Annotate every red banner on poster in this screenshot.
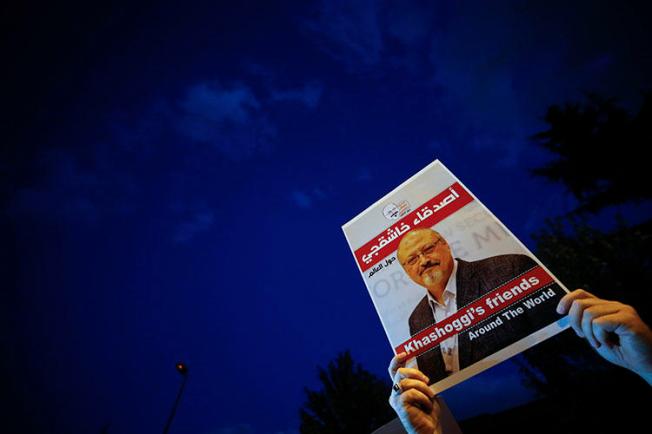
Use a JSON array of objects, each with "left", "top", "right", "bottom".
[
  {"left": 354, "top": 182, "right": 473, "bottom": 272},
  {"left": 394, "top": 266, "right": 555, "bottom": 358}
]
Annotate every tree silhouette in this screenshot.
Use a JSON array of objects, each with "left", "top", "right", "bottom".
[
  {"left": 531, "top": 93, "right": 652, "bottom": 213},
  {"left": 517, "top": 216, "right": 652, "bottom": 394},
  {"left": 299, "top": 351, "right": 395, "bottom": 434},
  {"left": 517, "top": 91, "right": 652, "bottom": 405},
  {"left": 464, "top": 92, "right": 652, "bottom": 434},
  {"left": 534, "top": 217, "right": 651, "bottom": 318}
]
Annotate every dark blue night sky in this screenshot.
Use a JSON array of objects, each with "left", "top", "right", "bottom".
[{"left": 3, "top": 1, "right": 652, "bottom": 433}]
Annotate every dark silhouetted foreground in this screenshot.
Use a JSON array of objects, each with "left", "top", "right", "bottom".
[{"left": 299, "top": 351, "right": 395, "bottom": 434}]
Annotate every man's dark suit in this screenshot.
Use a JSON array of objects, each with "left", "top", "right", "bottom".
[{"left": 408, "top": 254, "right": 562, "bottom": 383}]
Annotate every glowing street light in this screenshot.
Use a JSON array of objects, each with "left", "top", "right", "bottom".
[
  {"left": 176, "top": 362, "right": 188, "bottom": 375},
  {"left": 162, "top": 361, "right": 189, "bottom": 434}
]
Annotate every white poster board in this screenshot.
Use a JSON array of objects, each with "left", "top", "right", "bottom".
[{"left": 342, "top": 160, "right": 570, "bottom": 393}]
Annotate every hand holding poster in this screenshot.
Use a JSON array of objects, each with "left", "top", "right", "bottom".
[{"left": 342, "top": 160, "right": 570, "bottom": 393}]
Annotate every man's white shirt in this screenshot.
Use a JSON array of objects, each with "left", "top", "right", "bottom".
[{"left": 426, "top": 258, "right": 459, "bottom": 375}]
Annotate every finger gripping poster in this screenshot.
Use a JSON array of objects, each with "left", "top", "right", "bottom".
[{"left": 342, "top": 160, "right": 570, "bottom": 393}]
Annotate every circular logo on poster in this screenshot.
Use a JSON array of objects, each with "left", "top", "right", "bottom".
[{"left": 383, "top": 203, "right": 400, "bottom": 220}]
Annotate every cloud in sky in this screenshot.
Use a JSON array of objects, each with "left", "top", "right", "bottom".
[
  {"left": 290, "top": 191, "right": 313, "bottom": 209},
  {"left": 289, "top": 187, "right": 330, "bottom": 210},
  {"left": 302, "top": 0, "right": 437, "bottom": 72},
  {"left": 7, "top": 72, "right": 324, "bottom": 228},
  {"left": 181, "top": 82, "right": 261, "bottom": 125},
  {"left": 269, "top": 83, "right": 323, "bottom": 109},
  {"left": 300, "top": 0, "right": 652, "bottom": 167},
  {"left": 176, "top": 79, "right": 322, "bottom": 160},
  {"left": 301, "top": 0, "right": 538, "bottom": 163},
  {"left": 302, "top": 0, "right": 383, "bottom": 67},
  {"left": 173, "top": 210, "right": 215, "bottom": 243},
  {"left": 176, "top": 81, "right": 275, "bottom": 160},
  {"left": 385, "top": 1, "right": 436, "bottom": 46}
]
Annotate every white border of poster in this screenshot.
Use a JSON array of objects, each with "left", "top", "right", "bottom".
[{"left": 342, "top": 160, "right": 570, "bottom": 393}]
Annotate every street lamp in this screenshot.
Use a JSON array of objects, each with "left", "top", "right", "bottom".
[
  {"left": 162, "top": 361, "right": 189, "bottom": 434},
  {"left": 176, "top": 362, "right": 188, "bottom": 376}
]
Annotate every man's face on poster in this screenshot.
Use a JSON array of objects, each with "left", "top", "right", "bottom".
[{"left": 397, "top": 229, "right": 454, "bottom": 290}]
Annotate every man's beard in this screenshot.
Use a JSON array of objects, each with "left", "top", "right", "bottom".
[{"left": 422, "top": 267, "right": 445, "bottom": 287}]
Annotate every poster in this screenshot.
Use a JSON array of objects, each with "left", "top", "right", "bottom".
[{"left": 342, "top": 160, "right": 570, "bottom": 393}]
